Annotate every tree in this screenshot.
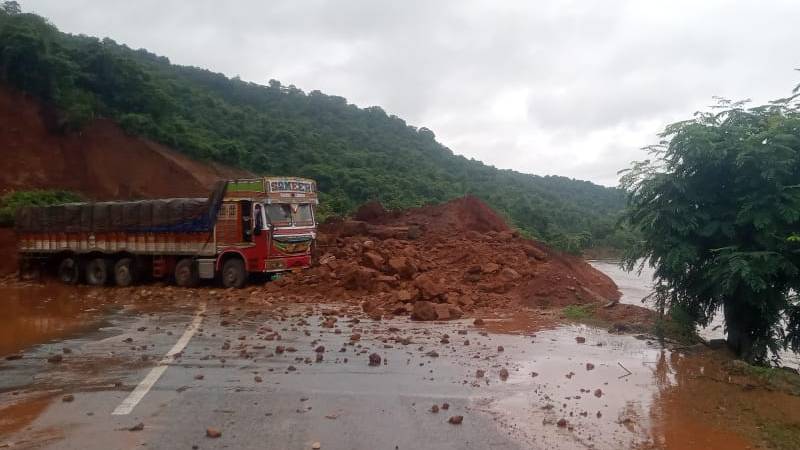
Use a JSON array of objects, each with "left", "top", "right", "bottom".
[
  {"left": 620, "top": 93, "right": 800, "bottom": 365},
  {"left": 1, "top": 1, "right": 21, "bottom": 15}
]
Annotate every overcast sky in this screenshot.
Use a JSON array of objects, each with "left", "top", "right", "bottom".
[{"left": 23, "top": 0, "right": 800, "bottom": 186}]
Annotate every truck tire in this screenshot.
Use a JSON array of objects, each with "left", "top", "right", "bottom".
[
  {"left": 85, "top": 258, "right": 110, "bottom": 286},
  {"left": 114, "top": 258, "right": 136, "bottom": 287},
  {"left": 221, "top": 258, "right": 246, "bottom": 289},
  {"left": 57, "top": 257, "right": 80, "bottom": 285},
  {"left": 174, "top": 258, "right": 199, "bottom": 287}
]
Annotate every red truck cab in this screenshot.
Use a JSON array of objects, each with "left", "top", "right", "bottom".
[{"left": 213, "top": 177, "right": 318, "bottom": 287}]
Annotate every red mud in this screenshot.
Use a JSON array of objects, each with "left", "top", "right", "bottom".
[{"left": 272, "top": 196, "right": 647, "bottom": 327}]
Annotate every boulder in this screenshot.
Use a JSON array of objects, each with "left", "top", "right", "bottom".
[
  {"left": 466, "top": 265, "right": 482, "bottom": 274},
  {"left": 374, "top": 275, "right": 400, "bottom": 288},
  {"left": 413, "top": 273, "right": 446, "bottom": 300},
  {"left": 395, "top": 289, "right": 416, "bottom": 303},
  {"left": 433, "top": 304, "right": 452, "bottom": 320},
  {"left": 361, "top": 299, "right": 379, "bottom": 313},
  {"left": 411, "top": 301, "right": 437, "bottom": 321},
  {"left": 463, "top": 272, "right": 481, "bottom": 283},
  {"left": 387, "top": 257, "right": 417, "bottom": 279},
  {"left": 523, "top": 244, "right": 548, "bottom": 261},
  {"left": 497, "top": 230, "right": 515, "bottom": 241},
  {"left": 441, "top": 304, "right": 463, "bottom": 320},
  {"left": 499, "top": 267, "right": 521, "bottom": 282},
  {"left": 361, "top": 251, "right": 385, "bottom": 270},
  {"left": 340, "top": 264, "right": 377, "bottom": 290},
  {"left": 481, "top": 262, "right": 500, "bottom": 274}
]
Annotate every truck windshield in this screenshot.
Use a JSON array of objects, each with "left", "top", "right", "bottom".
[
  {"left": 264, "top": 203, "right": 314, "bottom": 227},
  {"left": 265, "top": 204, "right": 292, "bottom": 226},
  {"left": 291, "top": 204, "right": 314, "bottom": 226}
]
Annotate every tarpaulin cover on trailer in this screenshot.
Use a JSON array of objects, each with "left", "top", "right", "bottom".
[{"left": 15, "top": 181, "right": 228, "bottom": 233}]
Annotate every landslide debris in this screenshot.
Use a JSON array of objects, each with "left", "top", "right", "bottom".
[{"left": 268, "top": 196, "right": 628, "bottom": 323}]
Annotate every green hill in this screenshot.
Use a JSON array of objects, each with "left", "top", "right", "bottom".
[{"left": 0, "top": 4, "right": 630, "bottom": 252}]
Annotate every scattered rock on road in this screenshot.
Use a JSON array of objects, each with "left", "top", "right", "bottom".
[
  {"left": 368, "top": 353, "right": 381, "bottom": 366},
  {"left": 206, "top": 427, "right": 222, "bottom": 438},
  {"left": 448, "top": 415, "right": 464, "bottom": 425}
]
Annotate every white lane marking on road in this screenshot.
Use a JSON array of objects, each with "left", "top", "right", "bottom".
[{"left": 112, "top": 302, "right": 207, "bottom": 415}]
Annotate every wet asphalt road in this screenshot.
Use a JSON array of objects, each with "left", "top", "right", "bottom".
[{"left": 1, "top": 296, "right": 665, "bottom": 450}]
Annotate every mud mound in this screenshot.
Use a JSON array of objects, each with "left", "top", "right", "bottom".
[
  {"left": 270, "top": 197, "right": 624, "bottom": 322},
  {"left": 354, "top": 201, "right": 388, "bottom": 222},
  {"left": 352, "top": 196, "right": 509, "bottom": 235},
  {"left": 0, "top": 85, "right": 250, "bottom": 199}
]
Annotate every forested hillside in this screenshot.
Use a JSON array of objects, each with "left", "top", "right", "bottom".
[{"left": 0, "top": 4, "right": 630, "bottom": 251}]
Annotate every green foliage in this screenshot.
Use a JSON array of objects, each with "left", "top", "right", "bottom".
[
  {"left": 654, "top": 304, "right": 699, "bottom": 344},
  {"left": 621, "top": 93, "right": 800, "bottom": 364},
  {"left": 760, "top": 422, "right": 800, "bottom": 450},
  {"left": 563, "top": 304, "right": 595, "bottom": 320},
  {"left": 0, "top": 189, "right": 81, "bottom": 225},
  {"left": 0, "top": 8, "right": 627, "bottom": 251}
]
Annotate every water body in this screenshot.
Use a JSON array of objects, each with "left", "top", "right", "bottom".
[{"left": 589, "top": 260, "right": 800, "bottom": 368}]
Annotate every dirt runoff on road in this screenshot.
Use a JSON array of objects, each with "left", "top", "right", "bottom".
[{"left": 267, "top": 196, "right": 653, "bottom": 331}]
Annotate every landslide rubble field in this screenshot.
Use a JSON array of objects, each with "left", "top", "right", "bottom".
[{"left": 267, "top": 196, "right": 653, "bottom": 331}]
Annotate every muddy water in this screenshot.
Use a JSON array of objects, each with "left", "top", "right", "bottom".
[
  {"left": 587, "top": 259, "right": 800, "bottom": 449},
  {"left": 0, "top": 284, "right": 112, "bottom": 357},
  {"left": 590, "top": 260, "right": 800, "bottom": 368}
]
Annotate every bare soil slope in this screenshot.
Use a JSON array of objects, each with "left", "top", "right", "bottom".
[{"left": 0, "top": 85, "right": 249, "bottom": 200}]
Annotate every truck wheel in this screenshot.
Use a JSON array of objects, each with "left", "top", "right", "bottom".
[
  {"left": 57, "top": 257, "right": 80, "bottom": 284},
  {"left": 114, "top": 258, "right": 136, "bottom": 287},
  {"left": 174, "top": 258, "right": 199, "bottom": 287},
  {"left": 85, "top": 258, "right": 109, "bottom": 286},
  {"left": 221, "top": 258, "right": 246, "bottom": 289}
]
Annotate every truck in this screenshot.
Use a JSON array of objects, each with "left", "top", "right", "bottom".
[{"left": 15, "top": 177, "right": 318, "bottom": 288}]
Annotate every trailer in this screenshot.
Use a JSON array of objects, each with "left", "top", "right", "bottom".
[{"left": 15, "top": 177, "right": 318, "bottom": 288}]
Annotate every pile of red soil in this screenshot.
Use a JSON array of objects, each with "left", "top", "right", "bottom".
[{"left": 270, "top": 196, "right": 633, "bottom": 324}]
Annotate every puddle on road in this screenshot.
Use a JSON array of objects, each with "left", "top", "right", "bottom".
[
  {"left": 0, "top": 281, "right": 204, "bottom": 358},
  {"left": 0, "top": 392, "right": 60, "bottom": 438},
  {"left": 0, "top": 284, "right": 111, "bottom": 357}
]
